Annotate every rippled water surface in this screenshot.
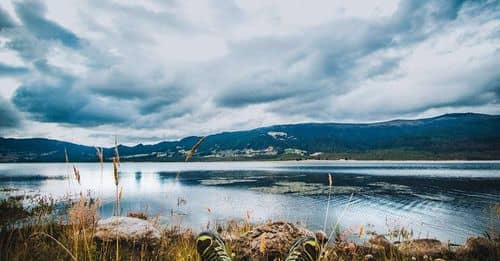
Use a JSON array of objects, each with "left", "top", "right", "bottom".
[{"left": 1, "top": 161, "right": 499, "bottom": 243}]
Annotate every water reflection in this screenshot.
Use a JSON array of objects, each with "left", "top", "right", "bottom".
[{"left": 0, "top": 161, "right": 499, "bottom": 244}]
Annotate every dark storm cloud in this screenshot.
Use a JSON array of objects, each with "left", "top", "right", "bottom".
[
  {"left": 12, "top": 61, "right": 127, "bottom": 126},
  {"left": 12, "top": 80, "right": 128, "bottom": 126},
  {"left": 1, "top": 0, "right": 82, "bottom": 63},
  {"left": 216, "top": 0, "right": 500, "bottom": 119},
  {"left": 14, "top": 0, "right": 81, "bottom": 48},
  {"left": 0, "top": 97, "right": 21, "bottom": 128},
  {"left": 0, "top": 63, "right": 29, "bottom": 76},
  {"left": 138, "top": 89, "right": 185, "bottom": 115},
  {"left": 1, "top": 1, "right": 190, "bottom": 128},
  {"left": 0, "top": 5, "right": 15, "bottom": 30}
]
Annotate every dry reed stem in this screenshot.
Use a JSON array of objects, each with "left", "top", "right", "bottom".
[
  {"left": 185, "top": 136, "right": 206, "bottom": 162},
  {"left": 118, "top": 186, "right": 123, "bottom": 201},
  {"left": 323, "top": 173, "right": 333, "bottom": 232},
  {"left": 72, "top": 165, "right": 81, "bottom": 185},
  {"left": 358, "top": 224, "right": 364, "bottom": 238},
  {"left": 260, "top": 233, "right": 267, "bottom": 255},
  {"left": 112, "top": 156, "right": 120, "bottom": 216},
  {"left": 29, "top": 232, "right": 77, "bottom": 261},
  {"left": 328, "top": 193, "right": 355, "bottom": 244},
  {"left": 112, "top": 157, "right": 119, "bottom": 186},
  {"left": 95, "top": 147, "right": 104, "bottom": 166},
  {"left": 114, "top": 136, "right": 120, "bottom": 166}
]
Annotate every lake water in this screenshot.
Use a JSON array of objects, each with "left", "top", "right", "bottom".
[{"left": 1, "top": 161, "right": 499, "bottom": 244}]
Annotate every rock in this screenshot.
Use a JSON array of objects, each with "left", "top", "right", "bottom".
[
  {"left": 369, "top": 235, "right": 392, "bottom": 254},
  {"left": 398, "top": 239, "right": 448, "bottom": 258},
  {"left": 315, "top": 230, "right": 328, "bottom": 245},
  {"left": 455, "top": 236, "right": 499, "bottom": 260},
  {"left": 346, "top": 242, "right": 356, "bottom": 253},
  {"left": 126, "top": 211, "right": 148, "bottom": 220},
  {"left": 95, "top": 217, "right": 161, "bottom": 243},
  {"left": 232, "top": 221, "right": 314, "bottom": 260}
]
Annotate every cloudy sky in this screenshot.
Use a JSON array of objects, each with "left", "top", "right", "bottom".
[{"left": 0, "top": 0, "right": 499, "bottom": 145}]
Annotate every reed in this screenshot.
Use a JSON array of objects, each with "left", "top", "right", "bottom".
[
  {"left": 72, "top": 165, "right": 81, "bottom": 185},
  {"left": 112, "top": 141, "right": 121, "bottom": 261},
  {"left": 327, "top": 193, "right": 355, "bottom": 244},
  {"left": 112, "top": 156, "right": 120, "bottom": 216},
  {"left": 114, "top": 137, "right": 120, "bottom": 166},
  {"left": 95, "top": 146, "right": 104, "bottom": 197},
  {"left": 323, "top": 173, "right": 333, "bottom": 232},
  {"left": 185, "top": 136, "right": 206, "bottom": 162}
]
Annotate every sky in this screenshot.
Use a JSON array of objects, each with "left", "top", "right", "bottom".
[{"left": 0, "top": 0, "right": 499, "bottom": 146}]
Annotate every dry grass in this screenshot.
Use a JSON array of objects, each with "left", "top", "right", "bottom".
[
  {"left": 185, "top": 136, "right": 206, "bottom": 162},
  {"left": 0, "top": 195, "right": 497, "bottom": 260}
]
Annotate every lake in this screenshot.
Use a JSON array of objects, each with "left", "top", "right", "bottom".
[{"left": 1, "top": 161, "right": 499, "bottom": 244}]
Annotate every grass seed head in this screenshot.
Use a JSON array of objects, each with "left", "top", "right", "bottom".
[
  {"left": 185, "top": 136, "right": 206, "bottom": 162},
  {"left": 113, "top": 157, "right": 119, "bottom": 186},
  {"left": 72, "top": 165, "right": 81, "bottom": 185},
  {"left": 358, "top": 224, "right": 364, "bottom": 238}
]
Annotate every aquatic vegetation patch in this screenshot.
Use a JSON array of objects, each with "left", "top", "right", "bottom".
[
  {"left": 367, "top": 182, "right": 413, "bottom": 194},
  {"left": 250, "top": 181, "right": 362, "bottom": 195},
  {"left": 199, "top": 178, "right": 258, "bottom": 186}
]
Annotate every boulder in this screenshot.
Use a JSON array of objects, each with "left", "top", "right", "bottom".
[
  {"left": 364, "top": 254, "right": 374, "bottom": 260},
  {"left": 398, "top": 239, "right": 448, "bottom": 258},
  {"left": 94, "top": 216, "right": 161, "bottom": 243},
  {"left": 231, "top": 221, "right": 315, "bottom": 260},
  {"left": 369, "top": 235, "right": 392, "bottom": 254},
  {"left": 455, "top": 236, "right": 499, "bottom": 260}
]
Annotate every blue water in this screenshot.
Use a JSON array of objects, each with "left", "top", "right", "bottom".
[{"left": 0, "top": 161, "right": 499, "bottom": 243}]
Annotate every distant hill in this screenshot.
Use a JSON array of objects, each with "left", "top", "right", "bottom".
[{"left": 1, "top": 113, "right": 499, "bottom": 162}]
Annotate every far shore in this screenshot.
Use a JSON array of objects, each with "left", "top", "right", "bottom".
[{"left": 2, "top": 159, "right": 500, "bottom": 164}]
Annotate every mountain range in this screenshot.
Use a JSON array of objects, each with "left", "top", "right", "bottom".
[{"left": 1, "top": 113, "right": 499, "bottom": 162}]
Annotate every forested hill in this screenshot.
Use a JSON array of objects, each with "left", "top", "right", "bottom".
[{"left": 1, "top": 113, "right": 499, "bottom": 162}]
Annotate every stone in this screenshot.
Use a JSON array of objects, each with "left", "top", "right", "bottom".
[
  {"left": 94, "top": 216, "right": 161, "bottom": 243},
  {"left": 455, "top": 236, "right": 499, "bottom": 260},
  {"left": 368, "top": 235, "right": 392, "bottom": 254},
  {"left": 126, "top": 211, "right": 148, "bottom": 220},
  {"left": 231, "top": 221, "right": 315, "bottom": 260},
  {"left": 315, "top": 230, "right": 328, "bottom": 245},
  {"left": 398, "top": 239, "right": 448, "bottom": 257}
]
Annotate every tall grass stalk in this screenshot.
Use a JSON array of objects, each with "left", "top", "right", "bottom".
[
  {"left": 185, "top": 136, "right": 206, "bottom": 162},
  {"left": 327, "top": 193, "right": 355, "bottom": 244},
  {"left": 323, "top": 173, "right": 333, "bottom": 232},
  {"left": 112, "top": 139, "right": 121, "bottom": 261},
  {"left": 176, "top": 136, "right": 207, "bottom": 181},
  {"left": 64, "top": 149, "right": 73, "bottom": 193},
  {"left": 95, "top": 146, "right": 104, "bottom": 197},
  {"left": 30, "top": 232, "right": 77, "bottom": 261},
  {"left": 114, "top": 136, "right": 120, "bottom": 166},
  {"left": 112, "top": 157, "right": 120, "bottom": 216}
]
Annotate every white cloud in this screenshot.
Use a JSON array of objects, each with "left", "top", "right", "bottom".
[{"left": 0, "top": 0, "right": 499, "bottom": 144}]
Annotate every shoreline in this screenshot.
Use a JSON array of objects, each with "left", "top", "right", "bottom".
[{"left": 2, "top": 159, "right": 500, "bottom": 164}]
